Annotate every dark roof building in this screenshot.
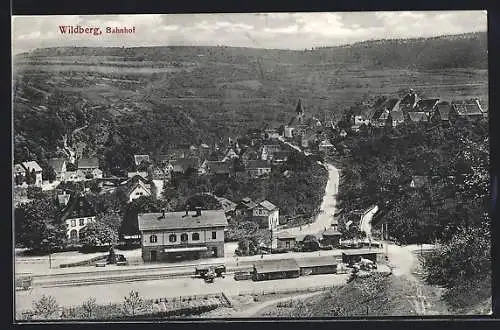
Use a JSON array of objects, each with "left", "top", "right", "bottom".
[
  {"left": 61, "top": 193, "right": 96, "bottom": 221},
  {"left": 78, "top": 157, "right": 99, "bottom": 169},
  {"left": 432, "top": 102, "right": 452, "bottom": 121},
  {"left": 414, "top": 99, "right": 440, "bottom": 114},
  {"left": 245, "top": 160, "right": 272, "bottom": 170},
  {"left": 204, "top": 160, "right": 231, "bottom": 175},
  {"left": 48, "top": 158, "right": 66, "bottom": 174},
  {"left": 253, "top": 258, "right": 300, "bottom": 280},
  {"left": 172, "top": 157, "right": 201, "bottom": 173}
]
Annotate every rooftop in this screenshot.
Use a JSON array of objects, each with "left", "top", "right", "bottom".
[
  {"left": 21, "top": 161, "right": 42, "bottom": 172},
  {"left": 415, "top": 99, "right": 440, "bottom": 112},
  {"left": 253, "top": 258, "right": 299, "bottom": 273},
  {"left": 138, "top": 209, "right": 228, "bottom": 231},
  {"left": 48, "top": 158, "right": 66, "bottom": 171},
  {"left": 78, "top": 157, "right": 99, "bottom": 169},
  {"left": 342, "top": 249, "right": 384, "bottom": 256},
  {"left": 276, "top": 231, "right": 296, "bottom": 240},
  {"left": 61, "top": 194, "right": 96, "bottom": 220},
  {"left": 259, "top": 200, "right": 278, "bottom": 211},
  {"left": 323, "top": 228, "right": 342, "bottom": 236},
  {"left": 246, "top": 160, "right": 272, "bottom": 169},
  {"left": 296, "top": 256, "right": 338, "bottom": 268},
  {"left": 451, "top": 100, "right": 484, "bottom": 116}
]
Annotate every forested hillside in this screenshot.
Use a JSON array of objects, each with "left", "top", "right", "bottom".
[{"left": 13, "top": 32, "right": 487, "bottom": 173}]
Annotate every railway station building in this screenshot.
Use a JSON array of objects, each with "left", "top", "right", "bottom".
[{"left": 138, "top": 207, "right": 228, "bottom": 262}]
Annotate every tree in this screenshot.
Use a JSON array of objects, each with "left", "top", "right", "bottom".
[
  {"left": 423, "top": 219, "right": 491, "bottom": 309},
  {"left": 32, "top": 295, "right": 59, "bottom": 319},
  {"left": 122, "top": 290, "right": 144, "bottom": 317},
  {"left": 45, "top": 166, "right": 57, "bottom": 183},
  {"left": 79, "top": 221, "right": 118, "bottom": 249},
  {"left": 82, "top": 297, "right": 97, "bottom": 319},
  {"left": 120, "top": 196, "right": 161, "bottom": 237},
  {"left": 301, "top": 235, "right": 320, "bottom": 251},
  {"left": 183, "top": 194, "right": 221, "bottom": 211},
  {"left": 15, "top": 199, "right": 67, "bottom": 252}
]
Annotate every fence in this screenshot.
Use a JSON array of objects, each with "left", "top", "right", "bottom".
[
  {"left": 59, "top": 254, "right": 108, "bottom": 268},
  {"left": 235, "top": 284, "right": 336, "bottom": 298}
]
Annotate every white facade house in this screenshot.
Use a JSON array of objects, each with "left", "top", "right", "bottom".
[
  {"left": 21, "top": 161, "right": 43, "bottom": 187},
  {"left": 252, "top": 200, "right": 279, "bottom": 230},
  {"left": 60, "top": 193, "right": 97, "bottom": 243}
]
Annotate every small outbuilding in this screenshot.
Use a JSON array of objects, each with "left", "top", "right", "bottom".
[
  {"left": 252, "top": 258, "right": 300, "bottom": 281},
  {"left": 342, "top": 249, "right": 384, "bottom": 266},
  {"left": 322, "top": 227, "right": 342, "bottom": 247},
  {"left": 296, "top": 256, "right": 338, "bottom": 276},
  {"left": 276, "top": 231, "right": 296, "bottom": 251}
]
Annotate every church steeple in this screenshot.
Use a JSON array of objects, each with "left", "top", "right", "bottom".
[{"left": 295, "top": 99, "right": 304, "bottom": 115}]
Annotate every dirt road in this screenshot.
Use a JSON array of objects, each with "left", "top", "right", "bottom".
[
  {"left": 232, "top": 291, "right": 324, "bottom": 318},
  {"left": 276, "top": 163, "right": 340, "bottom": 237}
]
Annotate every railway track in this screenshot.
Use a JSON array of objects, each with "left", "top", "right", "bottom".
[{"left": 31, "top": 265, "right": 253, "bottom": 288}]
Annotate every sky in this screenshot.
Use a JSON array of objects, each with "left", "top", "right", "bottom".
[{"left": 12, "top": 11, "right": 487, "bottom": 54}]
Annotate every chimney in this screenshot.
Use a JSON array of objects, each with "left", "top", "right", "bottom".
[{"left": 195, "top": 207, "right": 201, "bottom": 216}]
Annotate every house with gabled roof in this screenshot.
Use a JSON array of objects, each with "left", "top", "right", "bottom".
[
  {"left": 245, "top": 160, "right": 272, "bottom": 178},
  {"left": 61, "top": 193, "right": 97, "bottom": 243},
  {"left": 430, "top": 101, "right": 452, "bottom": 122},
  {"left": 252, "top": 200, "right": 279, "bottom": 230},
  {"left": 276, "top": 231, "right": 296, "bottom": 251},
  {"left": 261, "top": 141, "right": 282, "bottom": 161},
  {"left": 48, "top": 158, "right": 67, "bottom": 181},
  {"left": 200, "top": 160, "right": 232, "bottom": 176},
  {"left": 13, "top": 163, "right": 27, "bottom": 186},
  {"left": 235, "top": 197, "right": 258, "bottom": 218},
  {"left": 216, "top": 197, "right": 237, "bottom": 217},
  {"left": 134, "top": 154, "right": 151, "bottom": 167},
  {"left": 450, "top": 99, "right": 485, "bottom": 121},
  {"left": 414, "top": 99, "right": 440, "bottom": 116},
  {"left": 21, "top": 161, "right": 43, "bottom": 187},
  {"left": 122, "top": 174, "right": 154, "bottom": 202}
]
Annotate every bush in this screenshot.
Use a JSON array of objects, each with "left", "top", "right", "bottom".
[
  {"left": 122, "top": 290, "right": 144, "bottom": 317},
  {"left": 82, "top": 297, "right": 98, "bottom": 319},
  {"left": 32, "top": 295, "right": 59, "bottom": 319}
]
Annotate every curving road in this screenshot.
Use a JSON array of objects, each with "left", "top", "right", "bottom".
[{"left": 276, "top": 163, "right": 340, "bottom": 238}]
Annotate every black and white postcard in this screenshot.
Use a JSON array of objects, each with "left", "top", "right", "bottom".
[{"left": 12, "top": 11, "right": 490, "bottom": 321}]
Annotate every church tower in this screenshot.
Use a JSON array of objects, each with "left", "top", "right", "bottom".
[{"left": 295, "top": 99, "right": 304, "bottom": 123}]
